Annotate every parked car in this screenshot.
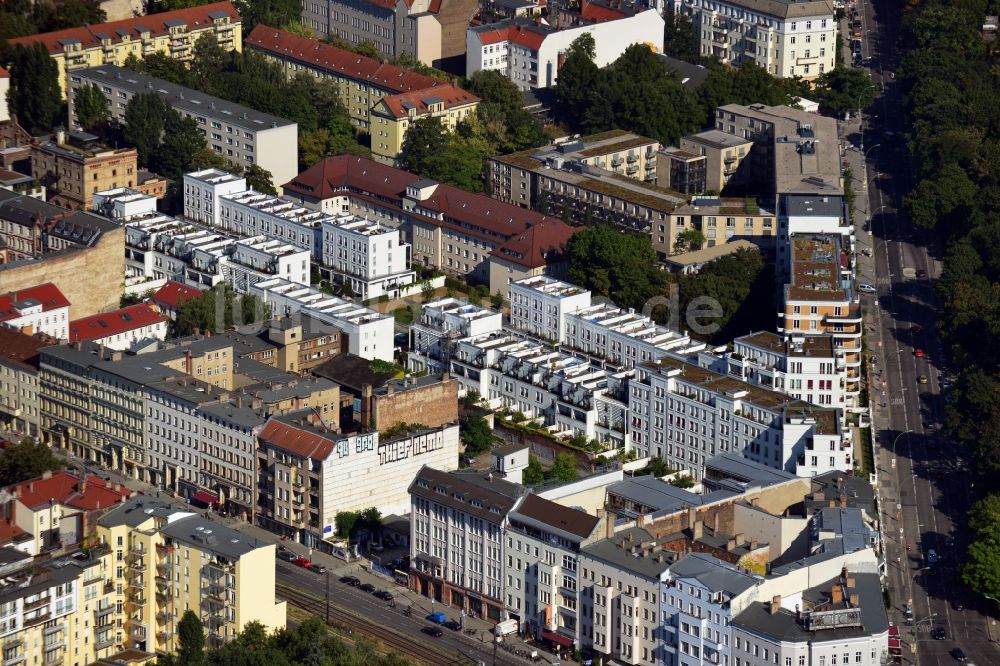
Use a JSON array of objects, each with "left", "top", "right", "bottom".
[
  {"left": 277, "top": 550, "right": 297, "bottom": 562},
  {"left": 293, "top": 557, "right": 311, "bottom": 568},
  {"left": 359, "top": 583, "right": 376, "bottom": 593},
  {"left": 374, "top": 590, "right": 394, "bottom": 601},
  {"left": 932, "top": 627, "right": 946, "bottom": 640},
  {"left": 422, "top": 626, "right": 444, "bottom": 638},
  {"left": 952, "top": 600, "right": 965, "bottom": 611},
  {"left": 914, "top": 348, "right": 925, "bottom": 358},
  {"left": 916, "top": 268, "right": 928, "bottom": 278},
  {"left": 918, "top": 375, "right": 929, "bottom": 385},
  {"left": 308, "top": 564, "right": 327, "bottom": 574},
  {"left": 911, "top": 324, "right": 924, "bottom": 334},
  {"left": 444, "top": 620, "right": 462, "bottom": 632},
  {"left": 426, "top": 611, "right": 447, "bottom": 625},
  {"left": 951, "top": 647, "right": 967, "bottom": 662},
  {"left": 926, "top": 548, "right": 939, "bottom": 564},
  {"left": 858, "top": 283, "right": 877, "bottom": 294},
  {"left": 340, "top": 576, "right": 361, "bottom": 586}
]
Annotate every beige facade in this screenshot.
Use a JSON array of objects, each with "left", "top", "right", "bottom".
[
  {"left": 654, "top": 197, "right": 775, "bottom": 259},
  {"left": 679, "top": 130, "right": 753, "bottom": 194},
  {"left": 97, "top": 497, "right": 285, "bottom": 653},
  {"left": 370, "top": 88, "right": 479, "bottom": 165},
  {"left": 31, "top": 136, "right": 140, "bottom": 211}
]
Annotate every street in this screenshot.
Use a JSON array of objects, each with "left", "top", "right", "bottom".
[{"left": 850, "top": 0, "right": 1000, "bottom": 662}]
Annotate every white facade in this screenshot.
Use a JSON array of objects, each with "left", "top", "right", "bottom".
[
  {"left": 92, "top": 188, "right": 157, "bottom": 221},
  {"left": 629, "top": 358, "right": 850, "bottom": 479},
  {"left": 217, "top": 191, "right": 327, "bottom": 259},
  {"left": 508, "top": 276, "right": 592, "bottom": 342},
  {"left": 84, "top": 319, "right": 168, "bottom": 352},
  {"left": 225, "top": 236, "right": 310, "bottom": 294},
  {"left": 251, "top": 278, "right": 394, "bottom": 361},
  {"left": 183, "top": 169, "right": 248, "bottom": 225},
  {"left": 466, "top": 10, "right": 665, "bottom": 90},
  {"left": 408, "top": 297, "right": 503, "bottom": 375},
  {"left": 681, "top": 0, "right": 836, "bottom": 79},
  {"left": 320, "top": 215, "right": 414, "bottom": 300},
  {"left": 318, "top": 426, "right": 460, "bottom": 531},
  {"left": 0, "top": 298, "right": 69, "bottom": 340}
]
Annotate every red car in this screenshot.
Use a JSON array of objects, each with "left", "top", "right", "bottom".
[
  {"left": 914, "top": 349, "right": 925, "bottom": 358},
  {"left": 293, "top": 557, "right": 312, "bottom": 568}
]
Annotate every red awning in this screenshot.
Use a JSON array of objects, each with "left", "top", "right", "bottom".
[
  {"left": 191, "top": 490, "right": 219, "bottom": 505},
  {"left": 541, "top": 630, "right": 574, "bottom": 648}
]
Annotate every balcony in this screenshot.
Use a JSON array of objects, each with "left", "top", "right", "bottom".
[
  {"left": 203, "top": 581, "right": 225, "bottom": 598},
  {"left": 156, "top": 629, "right": 171, "bottom": 642},
  {"left": 129, "top": 545, "right": 146, "bottom": 558},
  {"left": 2, "top": 638, "right": 21, "bottom": 651},
  {"left": 23, "top": 596, "right": 49, "bottom": 611},
  {"left": 42, "top": 624, "right": 63, "bottom": 637},
  {"left": 94, "top": 604, "right": 114, "bottom": 619},
  {"left": 94, "top": 634, "right": 116, "bottom": 650},
  {"left": 3, "top": 654, "right": 25, "bottom": 666},
  {"left": 23, "top": 611, "right": 51, "bottom": 628},
  {"left": 43, "top": 652, "right": 63, "bottom": 666},
  {"left": 207, "top": 612, "right": 226, "bottom": 628},
  {"left": 130, "top": 625, "right": 147, "bottom": 641},
  {"left": 156, "top": 610, "right": 172, "bottom": 623},
  {"left": 129, "top": 593, "right": 146, "bottom": 607}
]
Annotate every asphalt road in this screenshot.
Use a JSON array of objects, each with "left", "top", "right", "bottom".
[{"left": 852, "top": 0, "right": 1000, "bottom": 662}]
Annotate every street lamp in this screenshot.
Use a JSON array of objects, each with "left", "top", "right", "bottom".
[
  {"left": 863, "top": 144, "right": 881, "bottom": 161},
  {"left": 890, "top": 430, "right": 912, "bottom": 455}
]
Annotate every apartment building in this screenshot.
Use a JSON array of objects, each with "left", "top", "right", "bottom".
[
  {"left": 466, "top": 11, "right": 664, "bottom": 90},
  {"left": 0, "top": 283, "right": 70, "bottom": 339},
  {"left": 68, "top": 303, "right": 168, "bottom": 352},
  {"left": 657, "top": 146, "right": 709, "bottom": 195},
  {"left": 91, "top": 187, "right": 156, "bottom": 221},
  {"left": 69, "top": 66, "right": 298, "bottom": 191},
  {"left": 408, "top": 466, "right": 527, "bottom": 621},
  {"left": 183, "top": 168, "right": 248, "bottom": 225},
  {"left": 150, "top": 281, "right": 202, "bottom": 320},
  {"left": 731, "top": 572, "right": 889, "bottom": 666},
  {"left": 301, "top": 0, "right": 478, "bottom": 71},
  {"left": 0, "top": 328, "right": 52, "bottom": 438},
  {"left": 96, "top": 497, "right": 286, "bottom": 652},
  {"left": 505, "top": 494, "right": 601, "bottom": 648},
  {"left": 488, "top": 147, "right": 684, "bottom": 235},
  {"left": 450, "top": 333, "right": 630, "bottom": 445},
  {"left": 223, "top": 313, "right": 344, "bottom": 373},
  {"left": 0, "top": 546, "right": 120, "bottom": 664},
  {"left": 407, "top": 297, "right": 503, "bottom": 374},
  {"left": 245, "top": 27, "right": 479, "bottom": 164},
  {"left": 8, "top": 1, "right": 242, "bottom": 96},
  {"left": 30, "top": 132, "right": 140, "bottom": 211},
  {"left": 655, "top": 196, "right": 775, "bottom": 259},
  {"left": 215, "top": 189, "right": 327, "bottom": 258},
  {"left": 508, "top": 275, "right": 704, "bottom": 369},
  {"left": 257, "top": 413, "right": 459, "bottom": 546},
  {"left": 778, "top": 235, "right": 861, "bottom": 404},
  {"left": 680, "top": 0, "right": 836, "bottom": 79},
  {"left": 320, "top": 215, "right": 415, "bottom": 300},
  {"left": 629, "top": 356, "right": 851, "bottom": 479},
  {"left": 578, "top": 527, "right": 676, "bottom": 665},
  {"left": 679, "top": 130, "right": 754, "bottom": 193}
]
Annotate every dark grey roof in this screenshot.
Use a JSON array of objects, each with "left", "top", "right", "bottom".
[
  {"left": 493, "top": 442, "right": 529, "bottom": 457},
  {"left": 251, "top": 375, "right": 338, "bottom": 404},
  {"left": 97, "top": 497, "right": 179, "bottom": 529},
  {"left": 703, "top": 453, "right": 797, "bottom": 492},
  {"left": 219, "top": 329, "right": 276, "bottom": 355},
  {"left": 608, "top": 475, "right": 734, "bottom": 514},
  {"left": 733, "top": 572, "right": 888, "bottom": 642},
  {"left": 50, "top": 212, "right": 118, "bottom": 246},
  {"left": 159, "top": 513, "right": 266, "bottom": 560},
  {"left": 807, "top": 471, "right": 875, "bottom": 517},
  {"left": 198, "top": 400, "right": 266, "bottom": 429},
  {"left": 0, "top": 189, "right": 65, "bottom": 227},
  {"left": 408, "top": 466, "right": 525, "bottom": 525},
  {"left": 813, "top": 507, "right": 873, "bottom": 554},
  {"left": 580, "top": 527, "right": 677, "bottom": 579},
  {"left": 668, "top": 552, "right": 758, "bottom": 595},
  {"left": 75, "top": 66, "right": 295, "bottom": 132},
  {"left": 781, "top": 194, "right": 844, "bottom": 218},
  {"left": 234, "top": 356, "right": 291, "bottom": 385},
  {"left": 658, "top": 55, "right": 709, "bottom": 89},
  {"left": 311, "top": 353, "right": 396, "bottom": 394}
]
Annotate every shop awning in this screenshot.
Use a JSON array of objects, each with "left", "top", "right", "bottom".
[
  {"left": 542, "top": 630, "right": 574, "bottom": 648},
  {"left": 191, "top": 490, "right": 219, "bottom": 505}
]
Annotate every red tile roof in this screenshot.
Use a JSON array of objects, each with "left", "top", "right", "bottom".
[
  {"left": 69, "top": 303, "right": 166, "bottom": 343},
  {"left": 9, "top": 2, "right": 240, "bottom": 54},
  {"left": 0, "top": 67, "right": 9, "bottom": 78},
  {"left": 378, "top": 83, "right": 479, "bottom": 119},
  {"left": 245, "top": 26, "right": 445, "bottom": 95},
  {"left": 285, "top": 154, "right": 422, "bottom": 202},
  {"left": 0, "top": 518, "right": 26, "bottom": 544},
  {"left": 151, "top": 281, "right": 202, "bottom": 311},
  {"left": 580, "top": 0, "right": 629, "bottom": 22},
  {"left": 0, "top": 328, "right": 55, "bottom": 372},
  {"left": 259, "top": 419, "right": 334, "bottom": 461},
  {"left": 11, "top": 471, "right": 133, "bottom": 511},
  {"left": 0, "top": 283, "right": 70, "bottom": 322},
  {"left": 471, "top": 21, "right": 550, "bottom": 49},
  {"left": 491, "top": 217, "right": 577, "bottom": 268}
]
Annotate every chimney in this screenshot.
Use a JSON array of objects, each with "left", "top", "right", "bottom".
[
  {"left": 795, "top": 604, "right": 801, "bottom": 621},
  {"left": 849, "top": 593, "right": 859, "bottom": 606},
  {"left": 185, "top": 350, "right": 193, "bottom": 375},
  {"left": 831, "top": 584, "right": 843, "bottom": 604},
  {"left": 750, "top": 539, "right": 758, "bottom": 550},
  {"left": 80, "top": 479, "right": 87, "bottom": 494},
  {"left": 28, "top": 482, "right": 33, "bottom": 493},
  {"left": 387, "top": 384, "right": 394, "bottom": 396},
  {"left": 840, "top": 495, "right": 848, "bottom": 508},
  {"left": 636, "top": 512, "right": 645, "bottom": 528},
  {"left": 770, "top": 595, "right": 781, "bottom": 614},
  {"left": 442, "top": 370, "right": 450, "bottom": 382},
  {"left": 693, "top": 520, "right": 703, "bottom": 540},
  {"left": 361, "top": 383, "right": 373, "bottom": 428},
  {"left": 840, "top": 566, "right": 848, "bottom": 581},
  {"left": 687, "top": 506, "right": 697, "bottom": 530},
  {"left": 828, "top": 499, "right": 836, "bottom": 507}
]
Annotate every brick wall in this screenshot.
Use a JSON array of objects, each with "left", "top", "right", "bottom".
[
  {"left": 374, "top": 378, "right": 458, "bottom": 430},
  {"left": 0, "top": 226, "right": 124, "bottom": 319}
]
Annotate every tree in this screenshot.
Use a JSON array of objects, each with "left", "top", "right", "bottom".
[
  {"left": 813, "top": 67, "right": 878, "bottom": 117},
  {"left": 663, "top": 7, "right": 699, "bottom": 60},
  {"left": 191, "top": 32, "right": 230, "bottom": 87},
  {"left": 669, "top": 475, "right": 695, "bottom": 489},
  {"left": 550, "top": 453, "right": 579, "bottom": 483},
  {"left": 399, "top": 116, "right": 451, "bottom": 176},
  {"left": 567, "top": 224, "right": 666, "bottom": 310},
  {"left": 6, "top": 43, "right": 62, "bottom": 136},
  {"left": 642, "top": 457, "right": 671, "bottom": 477},
  {"left": 673, "top": 229, "right": 705, "bottom": 254},
  {"left": 335, "top": 511, "right": 359, "bottom": 539},
  {"left": 73, "top": 83, "right": 109, "bottom": 132},
  {"left": 123, "top": 93, "right": 171, "bottom": 166},
  {"left": 522, "top": 455, "right": 545, "bottom": 486},
  {"left": 177, "top": 610, "right": 205, "bottom": 666},
  {"left": 0, "top": 439, "right": 59, "bottom": 487},
  {"left": 244, "top": 164, "right": 278, "bottom": 195},
  {"left": 556, "top": 34, "right": 600, "bottom": 129},
  {"left": 153, "top": 111, "right": 208, "bottom": 180},
  {"left": 234, "top": 0, "right": 301, "bottom": 32},
  {"left": 460, "top": 415, "right": 494, "bottom": 457},
  {"left": 172, "top": 285, "right": 271, "bottom": 337}
]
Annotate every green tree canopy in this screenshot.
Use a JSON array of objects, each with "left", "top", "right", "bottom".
[
  {"left": 153, "top": 111, "right": 208, "bottom": 180},
  {"left": 123, "top": 92, "right": 172, "bottom": 166},
  {"left": 550, "top": 453, "right": 579, "bottom": 483},
  {"left": 172, "top": 286, "right": 271, "bottom": 337},
  {"left": 0, "top": 439, "right": 59, "bottom": 487},
  {"left": 73, "top": 83, "right": 110, "bottom": 133},
  {"left": 6, "top": 43, "right": 61, "bottom": 136},
  {"left": 244, "top": 164, "right": 278, "bottom": 195},
  {"left": 522, "top": 455, "right": 545, "bottom": 485},
  {"left": 567, "top": 224, "right": 666, "bottom": 310},
  {"left": 813, "top": 66, "right": 878, "bottom": 118},
  {"left": 460, "top": 415, "right": 494, "bottom": 457},
  {"left": 177, "top": 609, "right": 205, "bottom": 666}
]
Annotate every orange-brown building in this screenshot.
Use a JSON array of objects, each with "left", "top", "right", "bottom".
[{"left": 31, "top": 131, "right": 139, "bottom": 211}]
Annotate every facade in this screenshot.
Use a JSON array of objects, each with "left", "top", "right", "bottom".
[
  {"left": 731, "top": 572, "right": 889, "bottom": 666},
  {"left": 679, "top": 0, "right": 836, "bottom": 79},
  {"left": 629, "top": 356, "right": 851, "bottom": 479},
  {"left": 69, "top": 66, "right": 298, "bottom": 191},
  {"left": 300, "top": 0, "right": 479, "bottom": 70},
  {"left": 505, "top": 494, "right": 601, "bottom": 647},
  {"left": 408, "top": 466, "right": 527, "bottom": 621},
  {"left": 320, "top": 215, "right": 415, "bottom": 300},
  {"left": 215, "top": 189, "right": 327, "bottom": 258},
  {"left": 257, "top": 414, "right": 460, "bottom": 546},
  {"left": 657, "top": 146, "right": 709, "bottom": 195},
  {"left": 251, "top": 278, "right": 395, "bottom": 360},
  {"left": 679, "top": 130, "right": 754, "bottom": 194},
  {"left": 407, "top": 297, "right": 503, "bottom": 374},
  {"left": 466, "top": 11, "right": 664, "bottom": 90},
  {"left": 183, "top": 169, "right": 248, "bottom": 225},
  {"left": 92, "top": 187, "right": 156, "bottom": 221},
  {"left": 68, "top": 303, "right": 168, "bottom": 351},
  {"left": 245, "top": 27, "right": 479, "bottom": 165},
  {"left": 0, "top": 283, "right": 70, "bottom": 339},
  {"left": 0, "top": 328, "right": 52, "bottom": 437},
  {"left": 30, "top": 133, "right": 140, "bottom": 211},
  {"left": 96, "top": 497, "right": 286, "bottom": 652},
  {"left": 8, "top": 1, "right": 242, "bottom": 96},
  {"left": 655, "top": 196, "right": 775, "bottom": 259}
]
